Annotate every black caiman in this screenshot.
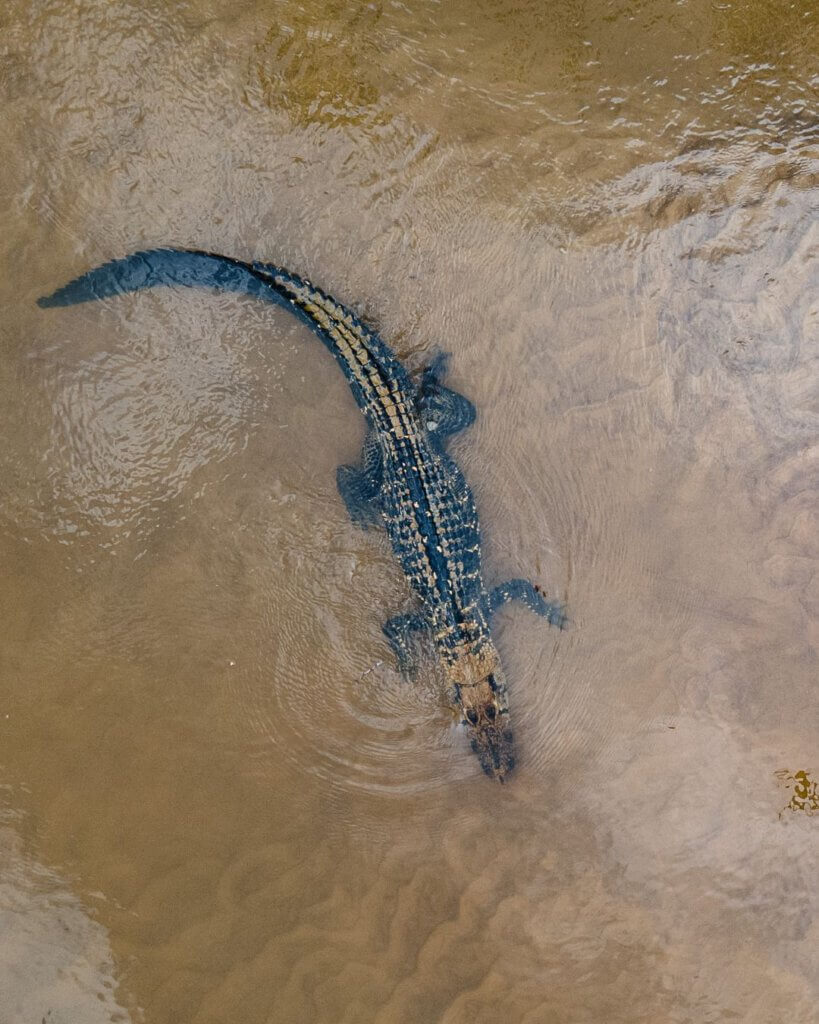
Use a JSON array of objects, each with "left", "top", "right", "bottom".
[{"left": 38, "top": 249, "right": 567, "bottom": 780}]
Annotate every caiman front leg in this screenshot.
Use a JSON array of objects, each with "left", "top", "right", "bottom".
[
  {"left": 417, "top": 353, "right": 476, "bottom": 441},
  {"left": 488, "top": 579, "right": 568, "bottom": 630},
  {"left": 336, "top": 430, "right": 383, "bottom": 530},
  {"left": 382, "top": 612, "right": 429, "bottom": 676}
]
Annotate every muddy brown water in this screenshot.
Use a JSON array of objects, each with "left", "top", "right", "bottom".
[{"left": 1, "top": 1, "right": 817, "bottom": 1021}]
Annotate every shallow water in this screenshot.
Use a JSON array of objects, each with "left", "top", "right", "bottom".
[{"left": 1, "top": 0, "right": 817, "bottom": 1020}]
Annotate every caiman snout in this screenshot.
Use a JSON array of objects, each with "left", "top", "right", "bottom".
[
  {"left": 452, "top": 656, "right": 515, "bottom": 780},
  {"left": 464, "top": 704, "right": 515, "bottom": 781}
]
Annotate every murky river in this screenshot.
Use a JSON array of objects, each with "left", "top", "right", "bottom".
[{"left": 1, "top": 0, "right": 817, "bottom": 1021}]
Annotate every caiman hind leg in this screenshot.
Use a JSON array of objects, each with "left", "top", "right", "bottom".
[
  {"left": 417, "top": 353, "right": 476, "bottom": 441},
  {"left": 336, "top": 430, "right": 383, "bottom": 530},
  {"left": 382, "top": 612, "right": 429, "bottom": 676},
  {"left": 488, "top": 579, "right": 568, "bottom": 630}
]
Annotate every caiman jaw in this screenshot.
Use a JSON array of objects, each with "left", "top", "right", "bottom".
[
  {"left": 456, "top": 675, "right": 515, "bottom": 781},
  {"left": 448, "top": 645, "right": 515, "bottom": 780},
  {"left": 467, "top": 717, "right": 515, "bottom": 781}
]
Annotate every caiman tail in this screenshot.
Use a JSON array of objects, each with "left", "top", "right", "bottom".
[{"left": 38, "top": 249, "right": 415, "bottom": 431}]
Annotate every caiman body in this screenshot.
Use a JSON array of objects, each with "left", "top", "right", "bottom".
[{"left": 39, "top": 249, "right": 566, "bottom": 779}]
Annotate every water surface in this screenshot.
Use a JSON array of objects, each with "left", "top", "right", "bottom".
[{"left": 1, "top": 0, "right": 817, "bottom": 1021}]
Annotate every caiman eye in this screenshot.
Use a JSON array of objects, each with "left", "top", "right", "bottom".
[
  {"left": 486, "top": 705, "right": 496, "bottom": 720},
  {"left": 465, "top": 708, "right": 479, "bottom": 725}
]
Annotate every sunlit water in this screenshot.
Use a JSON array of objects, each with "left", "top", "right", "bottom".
[{"left": 1, "top": 0, "right": 817, "bottom": 1021}]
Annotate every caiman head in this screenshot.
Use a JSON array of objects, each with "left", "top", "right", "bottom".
[{"left": 450, "top": 644, "right": 515, "bottom": 781}]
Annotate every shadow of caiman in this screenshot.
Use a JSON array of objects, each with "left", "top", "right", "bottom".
[{"left": 39, "top": 249, "right": 567, "bottom": 780}]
